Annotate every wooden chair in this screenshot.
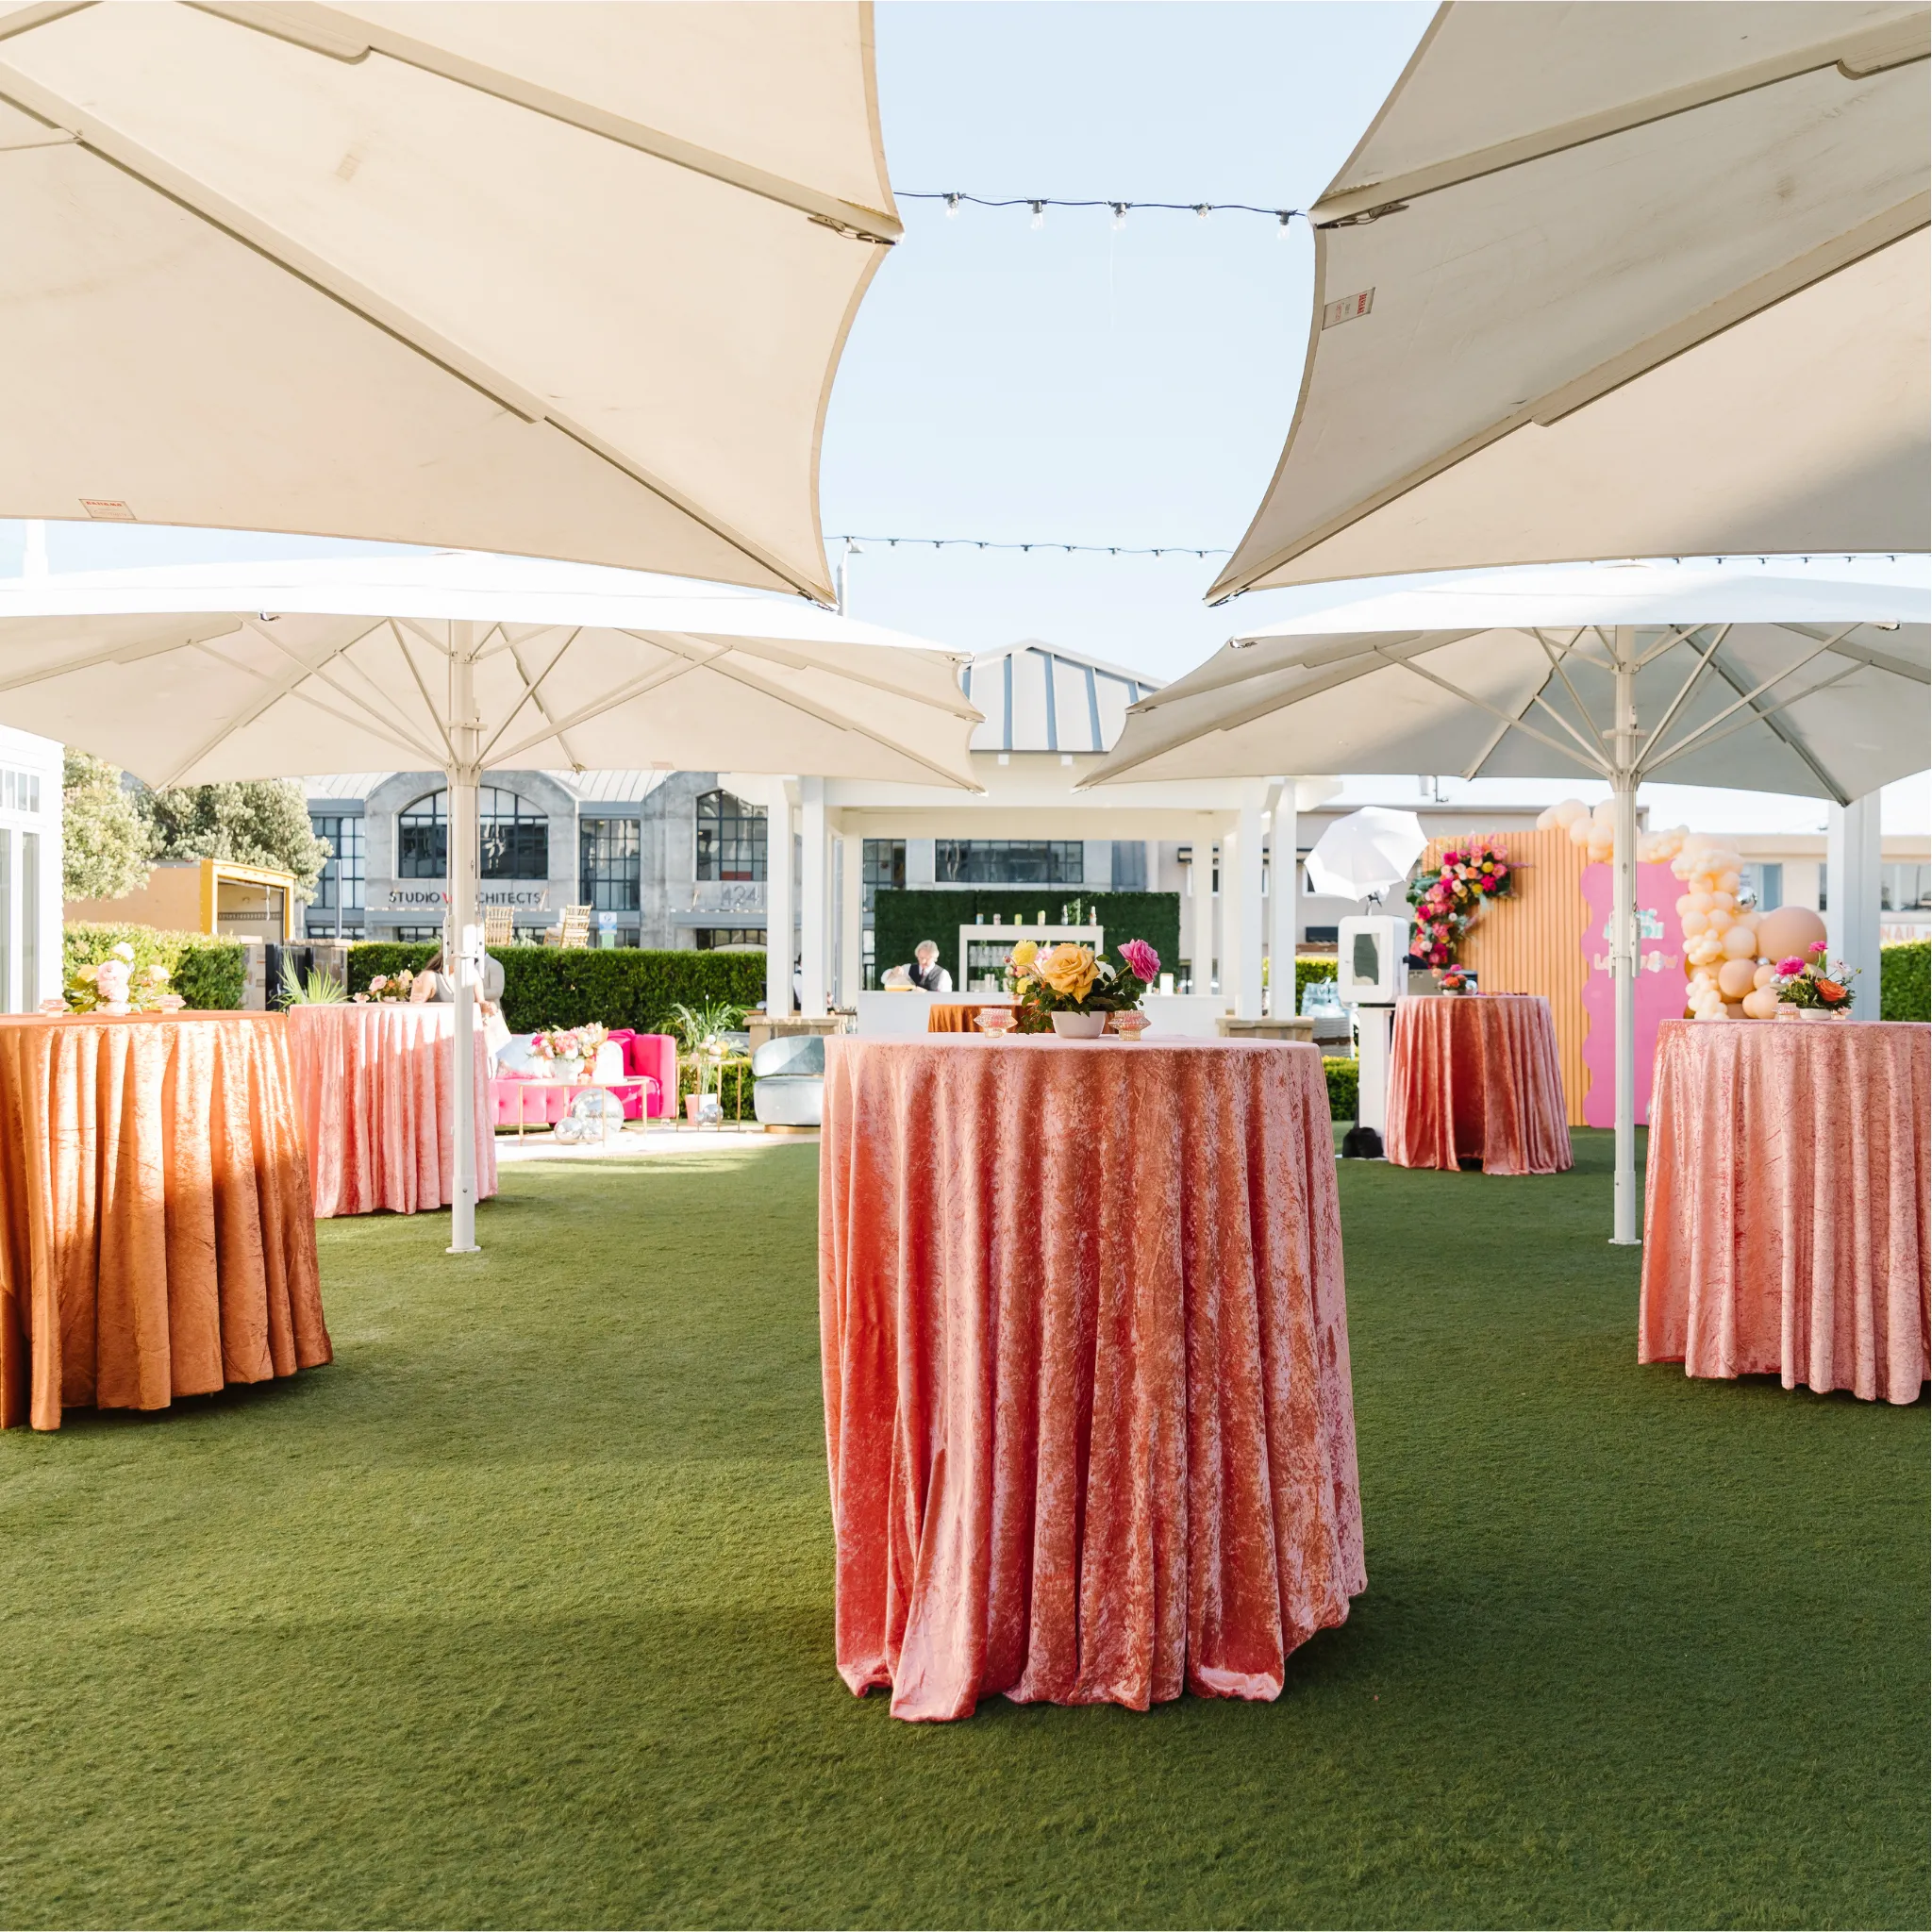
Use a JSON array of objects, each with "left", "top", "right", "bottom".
[
  {"left": 483, "top": 906, "right": 515, "bottom": 947},
  {"left": 558, "top": 905, "right": 592, "bottom": 950}
]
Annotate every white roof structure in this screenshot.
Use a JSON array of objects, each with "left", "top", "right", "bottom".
[
  {"left": 962, "top": 641, "right": 1163, "bottom": 755},
  {"left": 1210, "top": 2, "right": 1930, "bottom": 598},
  {"left": 0, "top": 2, "right": 898, "bottom": 603}
]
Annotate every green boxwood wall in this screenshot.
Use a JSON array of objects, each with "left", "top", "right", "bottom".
[
  {"left": 346, "top": 943, "right": 767, "bottom": 1037},
  {"left": 64, "top": 923, "right": 247, "bottom": 1010},
  {"left": 1880, "top": 941, "right": 1929, "bottom": 1021},
  {"left": 874, "top": 889, "right": 1181, "bottom": 991},
  {"left": 1323, "top": 1056, "right": 1358, "bottom": 1122}
]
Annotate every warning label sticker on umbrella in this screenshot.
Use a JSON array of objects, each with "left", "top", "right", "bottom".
[{"left": 1322, "top": 290, "right": 1374, "bottom": 328}]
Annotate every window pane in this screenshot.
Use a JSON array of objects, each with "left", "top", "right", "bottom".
[
  {"left": 480, "top": 786, "right": 547, "bottom": 881},
  {"left": 398, "top": 791, "right": 446, "bottom": 879},
  {"left": 696, "top": 791, "right": 766, "bottom": 882},
  {"left": 934, "top": 840, "right": 1083, "bottom": 885},
  {"left": 579, "top": 817, "right": 641, "bottom": 910}
]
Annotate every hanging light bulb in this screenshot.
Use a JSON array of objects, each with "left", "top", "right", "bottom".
[
  {"left": 1275, "top": 210, "right": 1293, "bottom": 240},
  {"left": 1029, "top": 200, "right": 1046, "bottom": 230},
  {"left": 943, "top": 192, "right": 962, "bottom": 217},
  {"left": 1110, "top": 202, "right": 1128, "bottom": 230},
  {"left": 1192, "top": 204, "right": 1211, "bottom": 221}
]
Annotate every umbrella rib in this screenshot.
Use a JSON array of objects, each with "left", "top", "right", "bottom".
[
  {"left": 1642, "top": 629, "right": 1855, "bottom": 774},
  {"left": 690, "top": 633, "right": 983, "bottom": 720},
  {"left": 0, "top": 62, "right": 836, "bottom": 603},
  {"left": 1633, "top": 624, "right": 1704, "bottom": 670},
  {"left": 252, "top": 620, "right": 451, "bottom": 769},
  {"left": 1524, "top": 631, "right": 1612, "bottom": 763},
  {"left": 381, "top": 622, "right": 458, "bottom": 766},
  {"left": 187, "top": 2, "right": 902, "bottom": 242},
  {"left": 489, "top": 658, "right": 708, "bottom": 765},
  {"left": 482, "top": 629, "right": 587, "bottom": 771},
  {"left": 1634, "top": 625, "right": 1733, "bottom": 766},
  {"left": 1641, "top": 661, "right": 1865, "bottom": 788},
  {"left": 0, "top": 620, "right": 254, "bottom": 692},
  {"left": 1684, "top": 653, "right": 1852, "bottom": 804},
  {"left": 1783, "top": 625, "right": 1931, "bottom": 684}
]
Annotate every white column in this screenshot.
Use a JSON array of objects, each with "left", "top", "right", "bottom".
[
  {"left": 1826, "top": 791, "right": 1883, "bottom": 1006},
  {"left": 763, "top": 784, "right": 794, "bottom": 1019},
  {"left": 1610, "top": 630, "right": 1639, "bottom": 1247},
  {"left": 800, "top": 777, "right": 827, "bottom": 1018},
  {"left": 1142, "top": 839, "right": 1161, "bottom": 892},
  {"left": 1191, "top": 821, "right": 1216, "bottom": 997},
  {"left": 1231, "top": 795, "right": 1266, "bottom": 1018},
  {"left": 1271, "top": 789, "right": 1299, "bottom": 1018},
  {"left": 838, "top": 831, "right": 864, "bottom": 1004},
  {"left": 446, "top": 620, "right": 480, "bottom": 1255}
]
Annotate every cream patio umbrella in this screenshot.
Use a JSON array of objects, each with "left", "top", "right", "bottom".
[
  {"left": 0, "top": 553, "right": 981, "bottom": 1251},
  {"left": 1088, "top": 578, "right": 1929, "bottom": 1242},
  {"left": 0, "top": 1, "right": 898, "bottom": 604},
  {"left": 1208, "top": 1, "right": 1930, "bottom": 600}
]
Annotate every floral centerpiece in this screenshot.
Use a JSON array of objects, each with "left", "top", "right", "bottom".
[
  {"left": 354, "top": 969, "right": 419, "bottom": 1005},
  {"left": 1438, "top": 964, "right": 1475, "bottom": 994},
  {"left": 531, "top": 1022, "right": 609, "bottom": 1078},
  {"left": 1770, "top": 941, "right": 1856, "bottom": 1016},
  {"left": 59, "top": 941, "right": 185, "bottom": 1015},
  {"left": 1407, "top": 840, "right": 1513, "bottom": 969},
  {"left": 1007, "top": 938, "right": 1159, "bottom": 1038}
]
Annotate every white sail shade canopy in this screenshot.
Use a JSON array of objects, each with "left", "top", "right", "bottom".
[
  {"left": 1091, "top": 600, "right": 1929, "bottom": 1243},
  {"left": 1209, "top": 2, "right": 1931, "bottom": 599},
  {"left": 0, "top": 1, "right": 899, "bottom": 604},
  {"left": 0, "top": 552, "right": 979, "bottom": 1252}
]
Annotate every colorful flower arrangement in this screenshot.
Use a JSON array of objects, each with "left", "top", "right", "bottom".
[
  {"left": 1770, "top": 941, "right": 1856, "bottom": 1014},
  {"left": 1006, "top": 937, "right": 1160, "bottom": 1031},
  {"left": 60, "top": 941, "right": 185, "bottom": 1014},
  {"left": 1438, "top": 965, "right": 1475, "bottom": 994},
  {"left": 1406, "top": 840, "right": 1513, "bottom": 970},
  {"left": 355, "top": 970, "right": 419, "bottom": 1005},
  {"left": 530, "top": 1022, "right": 609, "bottom": 1069}
]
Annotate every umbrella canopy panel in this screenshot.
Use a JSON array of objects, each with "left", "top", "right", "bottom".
[
  {"left": 1209, "top": 2, "right": 1930, "bottom": 597},
  {"left": 0, "top": 1, "right": 901, "bottom": 602}
]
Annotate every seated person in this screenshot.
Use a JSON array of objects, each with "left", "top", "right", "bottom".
[
  {"left": 423, "top": 943, "right": 506, "bottom": 1008},
  {"left": 885, "top": 940, "right": 953, "bottom": 993}
]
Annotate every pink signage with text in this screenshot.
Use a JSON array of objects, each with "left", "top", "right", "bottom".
[{"left": 1580, "top": 862, "right": 1687, "bottom": 1128}]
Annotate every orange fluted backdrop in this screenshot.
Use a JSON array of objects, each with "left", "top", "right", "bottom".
[
  {"left": 820, "top": 1034, "right": 1365, "bottom": 1722},
  {"left": 0, "top": 1013, "right": 329, "bottom": 1431},
  {"left": 1386, "top": 994, "right": 1574, "bottom": 1175},
  {"left": 286, "top": 1003, "right": 498, "bottom": 1217},
  {"left": 1422, "top": 830, "right": 1591, "bottom": 1125},
  {"left": 1641, "top": 1019, "right": 1929, "bottom": 1404}
]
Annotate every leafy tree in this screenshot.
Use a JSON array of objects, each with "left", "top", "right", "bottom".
[
  {"left": 60, "top": 749, "right": 152, "bottom": 902},
  {"left": 141, "top": 780, "right": 331, "bottom": 898}
]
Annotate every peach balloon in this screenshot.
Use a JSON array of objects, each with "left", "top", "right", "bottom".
[
  {"left": 1704, "top": 906, "right": 1732, "bottom": 935},
  {"left": 1717, "top": 958, "right": 1758, "bottom": 998},
  {"left": 1722, "top": 924, "right": 1758, "bottom": 959},
  {"left": 1707, "top": 891, "right": 1735, "bottom": 910},
  {"left": 1753, "top": 962, "right": 1776, "bottom": 990},
  {"left": 1680, "top": 909, "right": 1708, "bottom": 937},
  {"left": 1741, "top": 987, "right": 1782, "bottom": 1020},
  {"left": 1755, "top": 904, "right": 1827, "bottom": 962}
]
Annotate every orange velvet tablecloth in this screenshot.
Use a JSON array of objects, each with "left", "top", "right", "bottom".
[
  {"left": 1640, "top": 1020, "right": 1929, "bottom": 1404},
  {"left": 820, "top": 1035, "right": 1365, "bottom": 1722},
  {"left": 0, "top": 1013, "right": 329, "bottom": 1432},
  {"left": 1386, "top": 993, "right": 1573, "bottom": 1175},
  {"left": 286, "top": 1003, "right": 498, "bottom": 1218},
  {"left": 925, "top": 1003, "right": 1006, "bottom": 1034}
]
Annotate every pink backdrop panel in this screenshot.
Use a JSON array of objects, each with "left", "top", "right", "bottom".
[{"left": 1580, "top": 861, "right": 1687, "bottom": 1129}]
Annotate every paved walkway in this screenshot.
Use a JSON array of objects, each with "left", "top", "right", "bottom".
[{"left": 493, "top": 1123, "right": 814, "bottom": 1163}]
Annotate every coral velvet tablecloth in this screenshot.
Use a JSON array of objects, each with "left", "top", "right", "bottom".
[
  {"left": 286, "top": 1003, "right": 497, "bottom": 1217},
  {"left": 0, "top": 1012, "right": 329, "bottom": 1432},
  {"left": 819, "top": 1035, "right": 1365, "bottom": 1723},
  {"left": 925, "top": 1003, "right": 1004, "bottom": 1034},
  {"left": 1386, "top": 993, "right": 1572, "bottom": 1175},
  {"left": 1640, "top": 1019, "right": 1929, "bottom": 1404}
]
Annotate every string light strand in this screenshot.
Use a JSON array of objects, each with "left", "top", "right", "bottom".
[
  {"left": 832, "top": 535, "right": 1233, "bottom": 559},
  {"left": 902, "top": 192, "right": 1304, "bottom": 235}
]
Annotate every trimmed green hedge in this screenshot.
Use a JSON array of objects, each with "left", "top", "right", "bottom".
[
  {"left": 1294, "top": 957, "right": 1339, "bottom": 1008},
  {"left": 346, "top": 943, "right": 767, "bottom": 1038},
  {"left": 1880, "top": 941, "right": 1929, "bottom": 1021},
  {"left": 874, "top": 889, "right": 1181, "bottom": 992},
  {"left": 64, "top": 922, "right": 247, "bottom": 1010},
  {"left": 1323, "top": 1056, "right": 1358, "bottom": 1123}
]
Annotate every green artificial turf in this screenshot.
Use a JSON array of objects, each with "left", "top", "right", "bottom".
[{"left": 0, "top": 1133, "right": 1924, "bottom": 1929}]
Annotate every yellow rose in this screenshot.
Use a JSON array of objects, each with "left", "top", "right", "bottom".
[
  {"left": 1037, "top": 943, "right": 1098, "bottom": 1002},
  {"left": 1008, "top": 939, "right": 1040, "bottom": 977}
]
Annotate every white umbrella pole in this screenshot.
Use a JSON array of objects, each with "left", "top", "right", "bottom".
[
  {"left": 1610, "top": 632, "right": 1639, "bottom": 1246},
  {"left": 447, "top": 622, "right": 480, "bottom": 1256}
]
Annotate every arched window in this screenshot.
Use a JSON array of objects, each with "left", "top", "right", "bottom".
[
  {"left": 695, "top": 789, "right": 766, "bottom": 882},
  {"left": 395, "top": 787, "right": 549, "bottom": 880}
]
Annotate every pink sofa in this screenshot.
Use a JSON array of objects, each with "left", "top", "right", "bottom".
[{"left": 490, "top": 1029, "right": 677, "bottom": 1128}]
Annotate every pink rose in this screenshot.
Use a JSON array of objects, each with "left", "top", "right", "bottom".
[
  {"left": 1776, "top": 957, "right": 1805, "bottom": 975},
  {"left": 1807, "top": 941, "right": 1827, "bottom": 956},
  {"left": 1119, "top": 938, "right": 1159, "bottom": 984}
]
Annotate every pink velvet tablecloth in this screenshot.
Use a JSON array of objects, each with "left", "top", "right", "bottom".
[
  {"left": 819, "top": 1035, "right": 1365, "bottom": 1723},
  {"left": 286, "top": 1004, "right": 498, "bottom": 1218},
  {"left": 1640, "top": 1019, "right": 1929, "bottom": 1404},
  {"left": 1386, "top": 993, "right": 1573, "bottom": 1175}
]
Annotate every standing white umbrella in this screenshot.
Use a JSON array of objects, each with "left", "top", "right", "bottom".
[
  {"left": 1089, "top": 596, "right": 1929, "bottom": 1242},
  {"left": 0, "top": 554, "right": 981, "bottom": 1251},
  {"left": 1208, "top": 2, "right": 1929, "bottom": 599},
  {"left": 0, "top": 2, "right": 897, "bottom": 602},
  {"left": 1303, "top": 808, "right": 1427, "bottom": 904}
]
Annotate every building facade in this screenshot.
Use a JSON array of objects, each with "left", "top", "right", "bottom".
[{"left": 0, "top": 724, "right": 61, "bottom": 1013}]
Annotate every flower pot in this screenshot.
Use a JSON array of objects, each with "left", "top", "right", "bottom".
[
  {"left": 684, "top": 1092, "right": 702, "bottom": 1122},
  {"left": 1050, "top": 1011, "right": 1107, "bottom": 1039}
]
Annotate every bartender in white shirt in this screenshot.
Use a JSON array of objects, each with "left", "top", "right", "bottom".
[{"left": 888, "top": 940, "right": 953, "bottom": 993}]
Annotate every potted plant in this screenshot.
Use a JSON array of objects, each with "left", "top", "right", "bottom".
[
  {"left": 1008, "top": 938, "right": 1160, "bottom": 1039},
  {"left": 1770, "top": 942, "right": 1857, "bottom": 1018},
  {"left": 669, "top": 1000, "right": 749, "bottom": 1120}
]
